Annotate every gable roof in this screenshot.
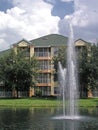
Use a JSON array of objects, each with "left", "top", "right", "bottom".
[
  {"left": 30, "top": 34, "right": 68, "bottom": 47},
  {"left": 75, "top": 39, "right": 91, "bottom": 46},
  {"left": 0, "top": 34, "right": 92, "bottom": 57},
  {"left": 13, "top": 38, "right": 31, "bottom": 47},
  {"left": 75, "top": 39, "right": 91, "bottom": 45}
]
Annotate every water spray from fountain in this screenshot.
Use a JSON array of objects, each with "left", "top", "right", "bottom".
[
  {"left": 58, "top": 62, "right": 67, "bottom": 116},
  {"left": 57, "top": 23, "right": 79, "bottom": 120},
  {"left": 66, "top": 23, "right": 79, "bottom": 117}
]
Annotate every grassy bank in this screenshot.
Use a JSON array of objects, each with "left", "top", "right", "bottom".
[
  {"left": 0, "top": 98, "right": 98, "bottom": 107},
  {"left": 0, "top": 98, "right": 58, "bottom": 107},
  {"left": 79, "top": 98, "right": 98, "bottom": 107}
]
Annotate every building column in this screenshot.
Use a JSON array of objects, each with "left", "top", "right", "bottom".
[
  {"left": 29, "top": 87, "right": 34, "bottom": 97},
  {"left": 50, "top": 73, "right": 54, "bottom": 95},
  {"left": 30, "top": 45, "right": 34, "bottom": 57},
  {"left": 12, "top": 88, "right": 17, "bottom": 98},
  {"left": 51, "top": 86, "right": 54, "bottom": 96},
  {"left": 88, "top": 89, "right": 93, "bottom": 98}
]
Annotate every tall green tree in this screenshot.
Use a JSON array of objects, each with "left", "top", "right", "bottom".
[
  {"left": 0, "top": 49, "right": 39, "bottom": 98},
  {"left": 53, "top": 47, "right": 67, "bottom": 81},
  {"left": 78, "top": 46, "right": 89, "bottom": 96},
  {"left": 53, "top": 44, "right": 98, "bottom": 97},
  {"left": 76, "top": 44, "right": 98, "bottom": 96},
  {"left": 87, "top": 45, "right": 98, "bottom": 89}
]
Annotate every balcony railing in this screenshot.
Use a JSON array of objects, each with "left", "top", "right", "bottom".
[
  {"left": 39, "top": 65, "right": 51, "bottom": 70},
  {"left": 35, "top": 52, "right": 50, "bottom": 57},
  {"left": 37, "top": 78, "right": 51, "bottom": 84}
]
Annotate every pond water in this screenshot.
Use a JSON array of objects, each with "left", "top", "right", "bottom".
[{"left": 0, "top": 107, "right": 98, "bottom": 130}]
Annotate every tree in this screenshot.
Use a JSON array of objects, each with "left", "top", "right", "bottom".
[
  {"left": 0, "top": 49, "right": 39, "bottom": 98},
  {"left": 78, "top": 46, "right": 89, "bottom": 97},
  {"left": 53, "top": 47, "right": 67, "bottom": 81},
  {"left": 78, "top": 44, "right": 98, "bottom": 96},
  {"left": 87, "top": 45, "right": 98, "bottom": 89},
  {"left": 53, "top": 44, "right": 98, "bottom": 97}
]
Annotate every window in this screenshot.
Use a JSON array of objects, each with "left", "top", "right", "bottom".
[
  {"left": 18, "top": 47, "right": 30, "bottom": 57},
  {"left": 37, "top": 74, "right": 51, "bottom": 83},
  {"left": 34, "top": 48, "right": 51, "bottom": 57},
  {"left": 34, "top": 86, "right": 50, "bottom": 96},
  {"left": 38, "top": 60, "right": 51, "bottom": 70}
]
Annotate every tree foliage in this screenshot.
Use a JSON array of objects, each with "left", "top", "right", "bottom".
[
  {"left": 53, "top": 44, "right": 98, "bottom": 95},
  {"left": 53, "top": 47, "right": 67, "bottom": 81},
  {"left": 78, "top": 44, "right": 98, "bottom": 97},
  {"left": 0, "top": 49, "right": 39, "bottom": 98},
  {"left": 78, "top": 44, "right": 98, "bottom": 91},
  {"left": 90, "top": 44, "right": 98, "bottom": 88}
]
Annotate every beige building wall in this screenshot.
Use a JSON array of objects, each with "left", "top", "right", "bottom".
[
  {"left": 75, "top": 39, "right": 86, "bottom": 47},
  {"left": 12, "top": 38, "right": 89, "bottom": 97},
  {"left": 30, "top": 45, "right": 34, "bottom": 58}
]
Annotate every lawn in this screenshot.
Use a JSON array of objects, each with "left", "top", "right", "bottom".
[
  {"left": 0, "top": 98, "right": 58, "bottom": 107},
  {"left": 79, "top": 98, "right": 98, "bottom": 107},
  {"left": 0, "top": 98, "right": 98, "bottom": 107}
]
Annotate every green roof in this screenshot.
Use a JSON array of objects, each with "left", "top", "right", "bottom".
[
  {"left": 0, "top": 34, "right": 68, "bottom": 57},
  {"left": 30, "top": 34, "right": 68, "bottom": 47}
]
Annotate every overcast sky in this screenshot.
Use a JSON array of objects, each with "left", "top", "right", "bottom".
[{"left": 0, "top": 0, "right": 98, "bottom": 51}]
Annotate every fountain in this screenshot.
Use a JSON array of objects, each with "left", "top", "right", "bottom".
[
  {"left": 54, "top": 23, "right": 79, "bottom": 120},
  {"left": 58, "top": 62, "right": 67, "bottom": 117},
  {"left": 65, "top": 23, "right": 79, "bottom": 119},
  {"left": 52, "top": 14, "right": 97, "bottom": 130}
]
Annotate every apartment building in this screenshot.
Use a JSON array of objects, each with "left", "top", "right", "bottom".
[
  {"left": 12, "top": 34, "right": 68, "bottom": 97},
  {"left": 0, "top": 34, "right": 88, "bottom": 97}
]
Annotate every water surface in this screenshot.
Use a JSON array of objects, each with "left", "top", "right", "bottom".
[{"left": 0, "top": 107, "right": 98, "bottom": 130}]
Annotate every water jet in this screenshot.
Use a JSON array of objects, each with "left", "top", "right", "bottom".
[{"left": 56, "top": 23, "right": 79, "bottom": 120}]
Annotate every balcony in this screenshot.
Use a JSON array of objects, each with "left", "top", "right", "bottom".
[
  {"left": 35, "top": 52, "right": 51, "bottom": 59},
  {"left": 36, "top": 82, "right": 51, "bottom": 87}
]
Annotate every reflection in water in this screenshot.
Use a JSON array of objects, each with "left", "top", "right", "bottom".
[
  {"left": 64, "top": 120, "right": 79, "bottom": 130},
  {"left": 0, "top": 107, "right": 98, "bottom": 130},
  {"left": 53, "top": 118, "right": 79, "bottom": 130}
]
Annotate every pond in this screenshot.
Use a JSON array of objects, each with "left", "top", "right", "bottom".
[{"left": 0, "top": 107, "right": 98, "bottom": 130}]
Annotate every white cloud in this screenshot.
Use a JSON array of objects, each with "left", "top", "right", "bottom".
[
  {"left": 0, "top": 0, "right": 60, "bottom": 51},
  {"left": 65, "top": 5, "right": 88, "bottom": 27},
  {"left": 43, "top": 0, "right": 56, "bottom": 4},
  {"left": 0, "top": 39, "right": 9, "bottom": 51},
  {"left": 0, "top": 0, "right": 98, "bottom": 51},
  {"left": 59, "top": 0, "right": 98, "bottom": 42},
  {"left": 61, "top": 0, "right": 73, "bottom": 2}
]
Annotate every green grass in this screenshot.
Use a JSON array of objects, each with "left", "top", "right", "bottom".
[
  {"left": 0, "top": 98, "right": 58, "bottom": 107},
  {"left": 0, "top": 98, "right": 98, "bottom": 107},
  {"left": 79, "top": 98, "right": 98, "bottom": 107}
]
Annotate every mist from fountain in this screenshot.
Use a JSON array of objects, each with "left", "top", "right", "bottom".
[
  {"left": 56, "top": 23, "right": 79, "bottom": 120},
  {"left": 58, "top": 62, "right": 67, "bottom": 116}
]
